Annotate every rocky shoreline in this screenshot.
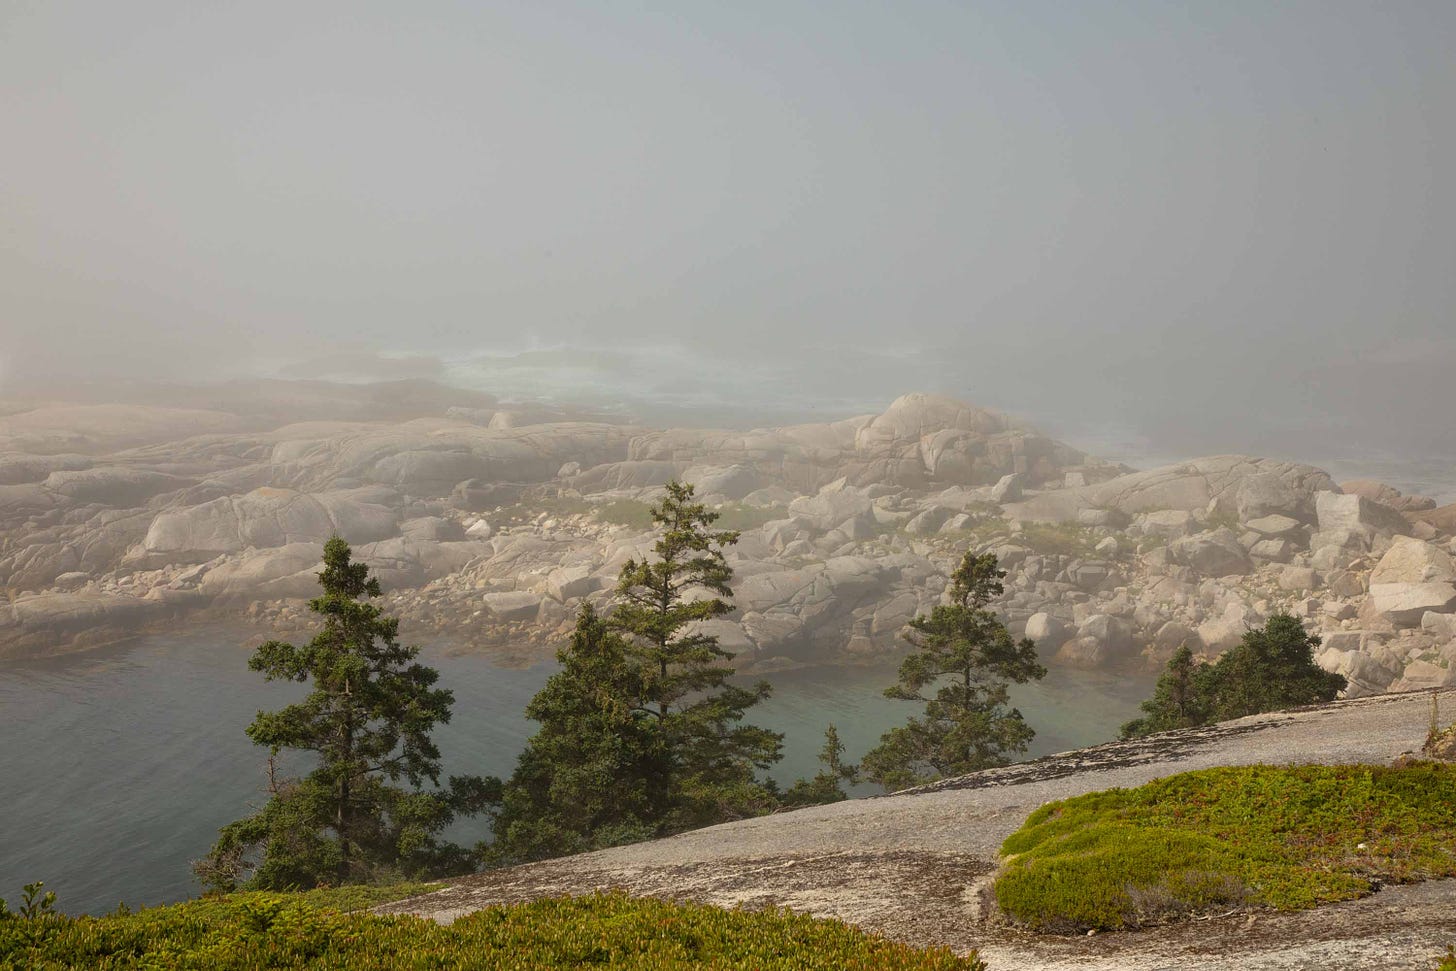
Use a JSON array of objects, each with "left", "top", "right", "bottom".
[{"left": 3, "top": 389, "right": 1454, "bottom": 697}]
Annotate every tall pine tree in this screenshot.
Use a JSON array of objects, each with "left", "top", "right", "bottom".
[
  {"left": 196, "top": 537, "right": 492, "bottom": 891},
  {"left": 861, "top": 551, "right": 1045, "bottom": 791},
  {"left": 610, "top": 480, "right": 783, "bottom": 831}
]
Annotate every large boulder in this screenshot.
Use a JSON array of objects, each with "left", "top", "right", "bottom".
[
  {"left": 197, "top": 542, "right": 328, "bottom": 600},
  {"left": 1024, "top": 612, "right": 1071, "bottom": 650},
  {"left": 482, "top": 590, "right": 543, "bottom": 622},
  {"left": 1168, "top": 529, "right": 1252, "bottom": 577},
  {"left": 681, "top": 464, "right": 765, "bottom": 501},
  {"left": 139, "top": 487, "right": 399, "bottom": 564},
  {"left": 571, "top": 460, "right": 682, "bottom": 493},
  {"left": 1369, "top": 536, "right": 1456, "bottom": 585},
  {"left": 1075, "top": 613, "right": 1134, "bottom": 658},
  {"left": 1315, "top": 491, "right": 1411, "bottom": 538},
  {"left": 1340, "top": 480, "right": 1437, "bottom": 512},
  {"left": 788, "top": 482, "right": 875, "bottom": 531},
  {"left": 1363, "top": 583, "right": 1456, "bottom": 627},
  {"left": 1359, "top": 537, "right": 1456, "bottom": 627},
  {"left": 1007, "top": 456, "right": 1335, "bottom": 524}
]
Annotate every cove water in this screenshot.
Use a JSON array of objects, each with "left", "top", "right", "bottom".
[{"left": 0, "top": 626, "right": 1152, "bottom": 915}]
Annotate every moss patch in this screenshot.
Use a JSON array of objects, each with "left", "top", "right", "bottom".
[
  {"left": 1, "top": 890, "right": 984, "bottom": 970},
  {"left": 994, "top": 763, "right": 1456, "bottom": 933}
]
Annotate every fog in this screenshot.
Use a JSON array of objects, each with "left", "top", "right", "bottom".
[{"left": 3, "top": 2, "right": 1453, "bottom": 462}]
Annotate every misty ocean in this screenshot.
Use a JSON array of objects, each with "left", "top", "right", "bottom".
[{"left": 0, "top": 626, "right": 1151, "bottom": 915}]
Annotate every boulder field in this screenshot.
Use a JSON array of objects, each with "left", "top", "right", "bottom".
[{"left": 1, "top": 390, "right": 1453, "bottom": 697}]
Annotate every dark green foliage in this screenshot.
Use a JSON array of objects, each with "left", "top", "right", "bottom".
[
  {"left": 1122, "top": 613, "right": 1346, "bottom": 738},
  {"left": 0, "top": 890, "right": 984, "bottom": 971},
  {"left": 781, "top": 725, "right": 859, "bottom": 808},
  {"left": 484, "top": 604, "right": 671, "bottom": 865},
  {"left": 1119, "top": 644, "right": 1208, "bottom": 737},
  {"left": 610, "top": 481, "right": 783, "bottom": 831},
  {"left": 994, "top": 762, "right": 1456, "bottom": 932},
  {"left": 862, "top": 552, "right": 1045, "bottom": 791},
  {"left": 197, "top": 537, "right": 493, "bottom": 892}
]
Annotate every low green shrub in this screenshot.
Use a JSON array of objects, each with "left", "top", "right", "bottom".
[
  {"left": 994, "top": 763, "right": 1456, "bottom": 933},
  {"left": 714, "top": 502, "right": 788, "bottom": 532},
  {"left": 594, "top": 499, "right": 656, "bottom": 530},
  {"left": 1018, "top": 522, "right": 1097, "bottom": 558},
  {"left": 1438, "top": 945, "right": 1456, "bottom": 971},
  {"left": 0, "top": 889, "right": 984, "bottom": 970}
]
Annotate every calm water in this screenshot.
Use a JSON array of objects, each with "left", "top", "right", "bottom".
[{"left": 0, "top": 627, "right": 1152, "bottom": 915}]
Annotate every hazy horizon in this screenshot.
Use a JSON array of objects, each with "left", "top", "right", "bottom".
[{"left": 4, "top": 2, "right": 1454, "bottom": 464}]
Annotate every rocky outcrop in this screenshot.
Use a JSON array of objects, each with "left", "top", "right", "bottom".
[
  {"left": 2, "top": 391, "right": 1453, "bottom": 697},
  {"left": 1004, "top": 456, "right": 1337, "bottom": 524}
]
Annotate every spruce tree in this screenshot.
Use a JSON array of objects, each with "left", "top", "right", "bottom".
[
  {"left": 197, "top": 537, "right": 492, "bottom": 891},
  {"left": 781, "top": 725, "right": 859, "bottom": 808},
  {"left": 1202, "top": 612, "right": 1345, "bottom": 720},
  {"left": 611, "top": 480, "right": 783, "bottom": 830},
  {"left": 1119, "top": 644, "right": 1208, "bottom": 738},
  {"left": 860, "top": 551, "right": 1045, "bottom": 791},
  {"left": 485, "top": 604, "right": 670, "bottom": 865},
  {"left": 1120, "top": 614, "right": 1346, "bottom": 739}
]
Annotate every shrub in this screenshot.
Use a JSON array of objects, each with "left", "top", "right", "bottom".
[
  {"left": 595, "top": 499, "right": 656, "bottom": 530},
  {"left": 714, "top": 502, "right": 789, "bottom": 532},
  {"left": 1018, "top": 522, "right": 1097, "bottom": 558},
  {"left": 994, "top": 763, "right": 1456, "bottom": 932},
  {"left": 0, "top": 890, "right": 985, "bottom": 970}
]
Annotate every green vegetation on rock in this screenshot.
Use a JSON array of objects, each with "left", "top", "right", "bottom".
[
  {"left": 861, "top": 552, "right": 1046, "bottom": 791},
  {"left": 994, "top": 762, "right": 1456, "bottom": 932},
  {"left": 1121, "top": 613, "right": 1346, "bottom": 738},
  {"left": 0, "top": 890, "right": 984, "bottom": 970}
]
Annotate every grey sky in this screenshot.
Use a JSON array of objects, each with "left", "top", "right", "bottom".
[{"left": 2, "top": 2, "right": 1453, "bottom": 458}]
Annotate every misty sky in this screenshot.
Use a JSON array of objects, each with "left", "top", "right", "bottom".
[{"left": 3, "top": 2, "right": 1454, "bottom": 458}]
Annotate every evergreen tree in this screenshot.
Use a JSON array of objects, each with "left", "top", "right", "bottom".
[
  {"left": 196, "top": 537, "right": 492, "bottom": 891},
  {"left": 611, "top": 480, "right": 783, "bottom": 830},
  {"left": 484, "top": 604, "right": 670, "bottom": 865},
  {"left": 1119, "top": 644, "right": 1209, "bottom": 738},
  {"left": 861, "top": 552, "right": 1046, "bottom": 792},
  {"left": 781, "top": 725, "right": 859, "bottom": 808},
  {"left": 1120, "top": 614, "right": 1345, "bottom": 739},
  {"left": 1202, "top": 612, "right": 1345, "bottom": 721}
]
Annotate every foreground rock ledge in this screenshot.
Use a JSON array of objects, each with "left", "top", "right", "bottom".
[{"left": 378, "top": 689, "right": 1456, "bottom": 971}]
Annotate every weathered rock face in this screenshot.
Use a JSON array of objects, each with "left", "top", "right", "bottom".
[
  {"left": 137, "top": 487, "right": 401, "bottom": 565},
  {"left": 1005, "top": 456, "right": 1337, "bottom": 524},
  {"left": 1358, "top": 537, "right": 1456, "bottom": 627},
  {"left": 629, "top": 394, "right": 1095, "bottom": 494},
  {"left": 1315, "top": 491, "right": 1412, "bottom": 540},
  {"left": 1168, "top": 529, "right": 1252, "bottom": 577},
  {"left": 1340, "top": 479, "right": 1438, "bottom": 512}
]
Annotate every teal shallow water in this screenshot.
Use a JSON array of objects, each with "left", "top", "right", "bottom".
[{"left": 0, "top": 626, "right": 1151, "bottom": 915}]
